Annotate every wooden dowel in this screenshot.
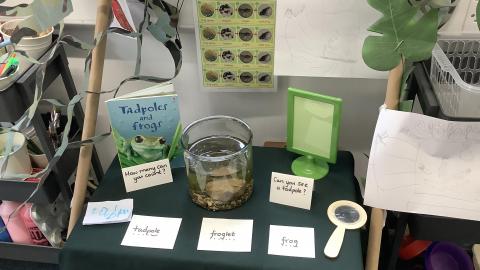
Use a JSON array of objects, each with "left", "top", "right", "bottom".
[
  {"left": 385, "top": 62, "right": 404, "bottom": 110},
  {"left": 366, "top": 208, "right": 385, "bottom": 270},
  {"left": 365, "top": 61, "right": 403, "bottom": 270},
  {"left": 67, "top": 0, "right": 112, "bottom": 237}
]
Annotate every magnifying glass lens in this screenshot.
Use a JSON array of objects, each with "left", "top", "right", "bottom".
[{"left": 334, "top": 205, "right": 360, "bottom": 223}]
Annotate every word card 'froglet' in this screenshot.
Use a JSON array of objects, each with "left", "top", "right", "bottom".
[{"left": 197, "top": 218, "right": 253, "bottom": 252}]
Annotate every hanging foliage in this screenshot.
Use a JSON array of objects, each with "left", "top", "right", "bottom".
[
  {"left": 147, "top": 1, "right": 178, "bottom": 43},
  {"left": 362, "top": 0, "right": 439, "bottom": 71}
]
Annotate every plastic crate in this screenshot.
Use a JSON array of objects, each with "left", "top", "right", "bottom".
[{"left": 430, "top": 40, "right": 480, "bottom": 118}]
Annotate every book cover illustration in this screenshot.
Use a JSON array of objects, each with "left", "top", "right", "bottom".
[
  {"left": 105, "top": 83, "right": 183, "bottom": 192},
  {"left": 106, "top": 88, "right": 182, "bottom": 168},
  {"left": 111, "top": 126, "right": 171, "bottom": 168}
]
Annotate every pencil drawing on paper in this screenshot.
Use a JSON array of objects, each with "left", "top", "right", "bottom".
[
  {"left": 364, "top": 109, "right": 480, "bottom": 221},
  {"left": 275, "top": 0, "right": 384, "bottom": 78},
  {"left": 282, "top": 2, "right": 356, "bottom": 65}
]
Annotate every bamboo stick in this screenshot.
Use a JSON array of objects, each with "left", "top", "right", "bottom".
[
  {"left": 67, "top": 0, "right": 112, "bottom": 237},
  {"left": 365, "top": 61, "right": 404, "bottom": 270},
  {"left": 384, "top": 62, "right": 404, "bottom": 110}
]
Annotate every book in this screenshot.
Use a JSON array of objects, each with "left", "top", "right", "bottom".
[{"left": 106, "top": 82, "right": 183, "bottom": 192}]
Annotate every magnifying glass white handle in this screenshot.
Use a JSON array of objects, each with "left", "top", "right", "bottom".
[{"left": 324, "top": 226, "right": 345, "bottom": 258}]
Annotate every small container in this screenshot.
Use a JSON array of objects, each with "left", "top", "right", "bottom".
[
  {"left": 182, "top": 116, "right": 253, "bottom": 211},
  {"left": 425, "top": 242, "right": 474, "bottom": 270},
  {"left": 20, "top": 204, "right": 49, "bottom": 246},
  {"left": 0, "top": 201, "right": 32, "bottom": 244},
  {"left": 0, "top": 131, "right": 32, "bottom": 178},
  {"left": 399, "top": 235, "right": 431, "bottom": 260},
  {"left": 430, "top": 40, "right": 480, "bottom": 119},
  {"left": 0, "top": 19, "right": 54, "bottom": 76}
]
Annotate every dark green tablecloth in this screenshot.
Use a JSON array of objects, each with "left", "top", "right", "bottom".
[{"left": 60, "top": 147, "right": 363, "bottom": 270}]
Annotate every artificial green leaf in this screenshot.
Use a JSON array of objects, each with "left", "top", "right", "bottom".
[
  {"left": 363, "top": 36, "right": 401, "bottom": 71},
  {"left": 362, "top": 0, "right": 439, "bottom": 71},
  {"left": 477, "top": 0, "right": 480, "bottom": 30}
]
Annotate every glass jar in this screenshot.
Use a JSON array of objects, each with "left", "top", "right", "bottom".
[{"left": 182, "top": 116, "right": 253, "bottom": 211}]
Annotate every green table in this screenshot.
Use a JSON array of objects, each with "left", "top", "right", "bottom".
[{"left": 61, "top": 147, "right": 363, "bottom": 270}]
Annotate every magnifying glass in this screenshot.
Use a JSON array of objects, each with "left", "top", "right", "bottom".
[{"left": 324, "top": 200, "right": 367, "bottom": 258}]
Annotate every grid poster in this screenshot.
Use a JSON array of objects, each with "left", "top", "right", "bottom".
[{"left": 194, "top": 0, "right": 276, "bottom": 91}]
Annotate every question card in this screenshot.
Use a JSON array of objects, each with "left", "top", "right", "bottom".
[
  {"left": 121, "top": 215, "right": 182, "bottom": 249},
  {"left": 269, "top": 172, "right": 314, "bottom": 210},
  {"left": 83, "top": 199, "right": 133, "bottom": 225},
  {"left": 197, "top": 218, "right": 254, "bottom": 252},
  {"left": 268, "top": 225, "right": 316, "bottom": 258},
  {"left": 122, "top": 159, "right": 173, "bottom": 192}
]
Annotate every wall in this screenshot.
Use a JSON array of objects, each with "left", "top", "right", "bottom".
[{"left": 43, "top": 1, "right": 388, "bottom": 173}]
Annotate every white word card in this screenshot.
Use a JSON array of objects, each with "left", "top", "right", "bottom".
[
  {"left": 268, "top": 225, "right": 316, "bottom": 258},
  {"left": 197, "top": 218, "right": 253, "bottom": 252},
  {"left": 121, "top": 215, "right": 182, "bottom": 249},
  {"left": 83, "top": 199, "right": 133, "bottom": 225},
  {"left": 269, "top": 172, "right": 314, "bottom": 210},
  {"left": 122, "top": 159, "right": 173, "bottom": 192}
]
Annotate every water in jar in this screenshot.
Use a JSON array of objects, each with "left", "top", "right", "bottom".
[{"left": 185, "top": 135, "right": 253, "bottom": 211}]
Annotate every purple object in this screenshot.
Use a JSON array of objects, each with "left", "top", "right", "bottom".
[
  {"left": 0, "top": 217, "right": 12, "bottom": 242},
  {"left": 425, "top": 242, "right": 474, "bottom": 270}
]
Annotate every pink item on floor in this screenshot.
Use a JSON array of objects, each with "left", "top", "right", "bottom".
[
  {"left": 20, "top": 204, "right": 49, "bottom": 246},
  {"left": 0, "top": 201, "right": 32, "bottom": 244}
]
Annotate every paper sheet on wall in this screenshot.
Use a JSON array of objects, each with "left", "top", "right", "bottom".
[
  {"left": 274, "top": 0, "right": 386, "bottom": 79},
  {"left": 364, "top": 109, "right": 480, "bottom": 221}
]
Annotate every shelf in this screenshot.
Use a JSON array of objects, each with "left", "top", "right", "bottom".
[
  {"left": 0, "top": 37, "right": 64, "bottom": 123},
  {"left": 408, "top": 213, "right": 480, "bottom": 243},
  {"left": 0, "top": 241, "right": 59, "bottom": 264},
  {"left": 404, "top": 60, "right": 480, "bottom": 244},
  {"left": 0, "top": 146, "right": 79, "bottom": 203},
  {"left": 0, "top": 112, "right": 81, "bottom": 203},
  {"left": 0, "top": 40, "right": 96, "bottom": 204},
  {"left": 0, "top": 35, "right": 103, "bottom": 265}
]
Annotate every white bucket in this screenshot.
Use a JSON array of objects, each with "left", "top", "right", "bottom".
[
  {"left": 0, "top": 131, "right": 32, "bottom": 179},
  {"left": 0, "top": 19, "right": 53, "bottom": 76}
]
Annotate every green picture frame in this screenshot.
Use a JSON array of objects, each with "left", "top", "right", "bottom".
[{"left": 287, "top": 87, "right": 342, "bottom": 164}]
